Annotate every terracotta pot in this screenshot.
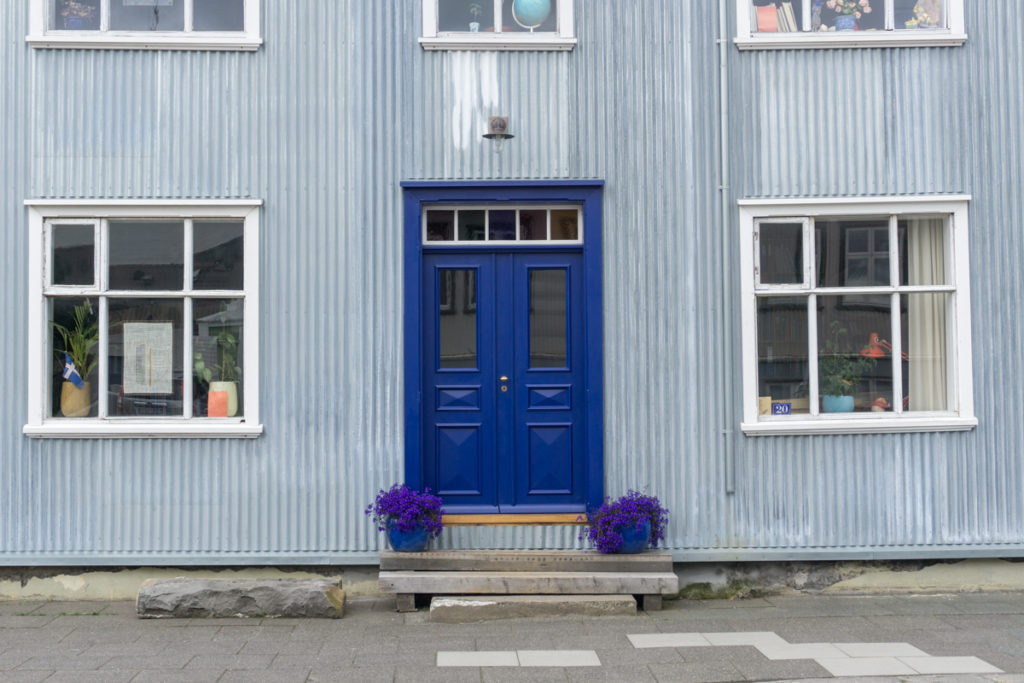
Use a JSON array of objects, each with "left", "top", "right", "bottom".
[{"left": 60, "top": 381, "right": 91, "bottom": 417}]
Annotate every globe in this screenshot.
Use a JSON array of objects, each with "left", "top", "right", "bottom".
[{"left": 512, "top": 0, "right": 551, "bottom": 28}]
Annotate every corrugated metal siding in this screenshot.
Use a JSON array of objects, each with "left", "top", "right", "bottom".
[{"left": 1, "top": 1, "right": 1023, "bottom": 564}]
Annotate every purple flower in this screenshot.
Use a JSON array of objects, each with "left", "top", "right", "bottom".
[
  {"left": 580, "top": 489, "right": 669, "bottom": 554},
  {"left": 365, "top": 484, "right": 444, "bottom": 539}
]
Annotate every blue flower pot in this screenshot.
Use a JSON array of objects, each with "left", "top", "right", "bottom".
[
  {"left": 834, "top": 14, "right": 857, "bottom": 30},
  {"left": 822, "top": 394, "right": 855, "bottom": 413},
  {"left": 386, "top": 519, "right": 429, "bottom": 552},
  {"left": 617, "top": 519, "right": 651, "bottom": 554}
]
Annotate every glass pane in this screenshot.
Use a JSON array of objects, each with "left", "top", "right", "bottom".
[
  {"left": 818, "top": 295, "right": 893, "bottom": 413},
  {"left": 896, "top": 0, "right": 945, "bottom": 29},
  {"left": 51, "top": 224, "right": 94, "bottom": 286},
  {"left": 426, "top": 210, "right": 455, "bottom": 242},
  {"left": 194, "top": 0, "right": 244, "bottom": 31},
  {"left": 108, "top": 298, "right": 184, "bottom": 417},
  {"left": 757, "top": 297, "right": 809, "bottom": 415},
  {"left": 193, "top": 221, "right": 244, "bottom": 290},
  {"left": 752, "top": 0, "right": 804, "bottom": 33},
  {"left": 529, "top": 269, "right": 567, "bottom": 368},
  {"left": 193, "top": 299, "right": 244, "bottom": 417},
  {"left": 503, "top": 0, "right": 557, "bottom": 32},
  {"left": 520, "top": 209, "right": 546, "bottom": 240},
  {"left": 550, "top": 210, "right": 578, "bottom": 240},
  {"left": 110, "top": 0, "right": 184, "bottom": 31},
  {"left": 50, "top": 298, "right": 99, "bottom": 418},
  {"left": 815, "top": 217, "right": 889, "bottom": 287},
  {"left": 489, "top": 210, "right": 516, "bottom": 241},
  {"left": 458, "top": 210, "right": 486, "bottom": 241},
  {"left": 52, "top": 0, "right": 100, "bottom": 30},
  {"left": 109, "top": 221, "right": 184, "bottom": 290},
  {"left": 438, "top": 0, "right": 494, "bottom": 32},
  {"left": 439, "top": 269, "right": 477, "bottom": 369},
  {"left": 902, "top": 293, "right": 949, "bottom": 411},
  {"left": 758, "top": 222, "right": 803, "bottom": 285},
  {"left": 900, "top": 217, "right": 947, "bottom": 286},
  {"left": 822, "top": 0, "right": 881, "bottom": 31}
]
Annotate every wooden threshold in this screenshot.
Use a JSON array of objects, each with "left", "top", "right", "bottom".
[{"left": 442, "top": 513, "right": 587, "bottom": 526}]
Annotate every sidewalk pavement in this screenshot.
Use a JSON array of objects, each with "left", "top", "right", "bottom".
[{"left": 2, "top": 592, "right": 1024, "bottom": 682}]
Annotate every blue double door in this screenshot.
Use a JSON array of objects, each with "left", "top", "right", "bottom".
[{"left": 422, "top": 251, "right": 587, "bottom": 513}]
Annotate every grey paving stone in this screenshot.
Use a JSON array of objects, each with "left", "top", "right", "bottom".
[
  {"left": 131, "top": 670, "right": 226, "bottom": 682},
  {"left": 81, "top": 641, "right": 172, "bottom": 657},
  {"left": 397, "top": 636, "right": 475, "bottom": 653},
  {"left": 239, "top": 637, "right": 325, "bottom": 655},
  {"left": 270, "top": 652, "right": 356, "bottom": 669},
  {"left": 481, "top": 667, "right": 570, "bottom": 682},
  {"left": 729, "top": 656, "right": 832, "bottom": 681},
  {"left": 353, "top": 649, "right": 441, "bottom": 667},
  {"left": 0, "top": 616, "right": 59, "bottom": 628},
  {"left": 0, "top": 672, "right": 53, "bottom": 683},
  {"left": 592, "top": 645, "right": 685, "bottom": 665},
  {"left": 646, "top": 660, "right": 745, "bottom": 682},
  {"left": 699, "top": 599, "right": 774, "bottom": 610},
  {"left": 865, "top": 614, "right": 960, "bottom": 631},
  {"left": 100, "top": 651, "right": 195, "bottom": 669},
  {"left": 44, "top": 671, "right": 137, "bottom": 683},
  {"left": 308, "top": 666, "right": 397, "bottom": 682},
  {"left": 567, "top": 665, "right": 658, "bottom": 682},
  {"left": 0, "top": 651, "right": 32, "bottom": 668},
  {"left": 218, "top": 669, "right": 312, "bottom": 682},
  {"left": 396, "top": 666, "right": 483, "bottom": 682},
  {"left": 16, "top": 654, "right": 112, "bottom": 670},
  {"left": 183, "top": 654, "right": 275, "bottom": 670},
  {"left": 158, "top": 638, "right": 248, "bottom": 655}
]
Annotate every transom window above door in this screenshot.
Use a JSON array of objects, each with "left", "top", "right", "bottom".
[
  {"left": 423, "top": 206, "right": 581, "bottom": 245},
  {"left": 28, "top": 0, "right": 262, "bottom": 50},
  {"left": 420, "top": 0, "right": 576, "bottom": 51}
]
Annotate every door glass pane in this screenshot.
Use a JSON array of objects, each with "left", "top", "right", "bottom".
[
  {"left": 193, "top": 298, "right": 244, "bottom": 417},
  {"left": 458, "top": 210, "right": 486, "bottom": 241},
  {"left": 520, "top": 209, "right": 546, "bottom": 240},
  {"left": 439, "top": 0, "right": 494, "bottom": 32},
  {"left": 902, "top": 293, "right": 949, "bottom": 411},
  {"left": 758, "top": 222, "right": 803, "bottom": 285},
  {"left": 503, "top": 0, "right": 557, "bottom": 32},
  {"left": 815, "top": 217, "right": 889, "bottom": 287},
  {"left": 51, "top": 224, "right": 94, "bottom": 286},
  {"left": 426, "top": 210, "right": 455, "bottom": 241},
  {"left": 50, "top": 297, "right": 99, "bottom": 418},
  {"left": 529, "top": 269, "right": 567, "bottom": 368},
  {"left": 109, "top": 221, "right": 184, "bottom": 290},
  {"left": 550, "top": 210, "right": 578, "bottom": 240},
  {"left": 193, "top": 220, "right": 244, "bottom": 290},
  {"left": 439, "top": 269, "right": 477, "bottom": 369},
  {"left": 53, "top": 0, "right": 100, "bottom": 30},
  {"left": 756, "top": 296, "right": 809, "bottom": 415},
  {"left": 818, "top": 295, "right": 893, "bottom": 413},
  {"left": 489, "top": 210, "right": 516, "bottom": 241},
  {"left": 108, "top": 298, "right": 184, "bottom": 417},
  {"left": 194, "top": 0, "right": 245, "bottom": 31},
  {"left": 110, "top": 0, "right": 185, "bottom": 31}
]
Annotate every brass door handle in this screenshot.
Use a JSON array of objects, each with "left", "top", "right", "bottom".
[{"left": 500, "top": 376, "right": 508, "bottom": 382}]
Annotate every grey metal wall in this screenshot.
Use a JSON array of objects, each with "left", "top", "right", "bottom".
[{"left": 1, "top": 1, "right": 1022, "bottom": 565}]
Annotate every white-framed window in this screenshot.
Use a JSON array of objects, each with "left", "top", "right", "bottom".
[
  {"left": 735, "top": 0, "right": 965, "bottom": 50},
  {"left": 422, "top": 205, "right": 582, "bottom": 245},
  {"left": 739, "top": 196, "right": 975, "bottom": 435},
  {"left": 420, "top": 0, "right": 575, "bottom": 51},
  {"left": 24, "top": 200, "right": 262, "bottom": 438},
  {"left": 27, "top": 0, "right": 261, "bottom": 51}
]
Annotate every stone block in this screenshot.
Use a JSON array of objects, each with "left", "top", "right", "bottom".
[{"left": 136, "top": 578, "right": 345, "bottom": 619}]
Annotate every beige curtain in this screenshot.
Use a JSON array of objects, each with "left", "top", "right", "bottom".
[{"left": 907, "top": 218, "right": 947, "bottom": 411}]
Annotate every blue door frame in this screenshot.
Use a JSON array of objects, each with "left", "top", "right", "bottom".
[{"left": 402, "top": 181, "right": 605, "bottom": 514}]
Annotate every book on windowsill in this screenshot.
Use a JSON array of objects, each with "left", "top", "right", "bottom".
[
  {"left": 756, "top": 4, "right": 778, "bottom": 32},
  {"left": 778, "top": 1, "right": 799, "bottom": 32}
]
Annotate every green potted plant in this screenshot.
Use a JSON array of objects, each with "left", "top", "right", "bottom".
[
  {"left": 819, "top": 320, "right": 874, "bottom": 413},
  {"left": 52, "top": 300, "right": 98, "bottom": 417},
  {"left": 193, "top": 310, "right": 241, "bottom": 417}
]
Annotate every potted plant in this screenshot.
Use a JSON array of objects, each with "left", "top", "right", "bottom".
[
  {"left": 52, "top": 300, "right": 98, "bottom": 417},
  {"left": 193, "top": 310, "right": 241, "bottom": 417},
  {"left": 826, "top": 0, "right": 871, "bottom": 30},
  {"left": 468, "top": 2, "right": 483, "bottom": 32},
  {"left": 819, "top": 320, "right": 875, "bottom": 413},
  {"left": 912, "top": 0, "right": 941, "bottom": 28},
  {"left": 366, "top": 484, "right": 444, "bottom": 552},
  {"left": 581, "top": 490, "right": 668, "bottom": 554},
  {"left": 60, "top": 0, "right": 98, "bottom": 30}
]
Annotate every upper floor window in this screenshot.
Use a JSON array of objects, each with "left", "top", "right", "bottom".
[
  {"left": 736, "top": 0, "right": 965, "bottom": 49},
  {"left": 28, "top": 0, "right": 261, "bottom": 50},
  {"left": 421, "top": 0, "right": 576, "bottom": 51}
]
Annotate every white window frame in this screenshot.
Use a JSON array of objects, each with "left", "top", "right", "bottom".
[
  {"left": 738, "top": 195, "right": 976, "bottom": 436},
  {"left": 24, "top": 199, "right": 263, "bottom": 438},
  {"left": 735, "top": 0, "right": 965, "bottom": 50},
  {"left": 420, "top": 0, "right": 576, "bottom": 51},
  {"left": 27, "top": 0, "right": 261, "bottom": 51}
]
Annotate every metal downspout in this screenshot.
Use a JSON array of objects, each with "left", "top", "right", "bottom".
[{"left": 719, "top": 0, "right": 736, "bottom": 495}]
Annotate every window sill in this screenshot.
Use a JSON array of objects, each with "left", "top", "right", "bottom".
[
  {"left": 23, "top": 421, "right": 264, "bottom": 439},
  {"left": 741, "top": 415, "right": 977, "bottom": 436},
  {"left": 734, "top": 32, "right": 966, "bottom": 50},
  {"left": 26, "top": 33, "right": 263, "bottom": 51},
  {"left": 419, "top": 35, "right": 576, "bottom": 51}
]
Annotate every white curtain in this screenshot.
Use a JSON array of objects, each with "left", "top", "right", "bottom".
[{"left": 907, "top": 218, "right": 947, "bottom": 411}]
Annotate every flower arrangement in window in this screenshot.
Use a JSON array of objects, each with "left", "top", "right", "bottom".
[
  {"left": 60, "top": 0, "right": 98, "bottom": 29},
  {"left": 826, "top": 0, "right": 871, "bottom": 30},
  {"left": 912, "top": 0, "right": 941, "bottom": 28}
]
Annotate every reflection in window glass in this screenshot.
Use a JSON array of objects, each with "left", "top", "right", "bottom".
[
  {"left": 756, "top": 297, "right": 809, "bottom": 414},
  {"left": 815, "top": 217, "right": 888, "bottom": 287},
  {"left": 50, "top": 297, "right": 99, "bottom": 418},
  {"left": 818, "top": 295, "right": 893, "bottom": 412},
  {"left": 426, "top": 210, "right": 455, "bottom": 242},
  {"left": 458, "top": 211, "right": 486, "bottom": 241},
  {"left": 520, "top": 210, "right": 546, "bottom": 240},
  {"left": 109, "top": 221, "right": 184, "bottom": 290},
  {"left": 758, "top": 222, "right": 803, "bottom": 285},
  {"left": 193, "top": 299, "right": 244, "bottom": 417},
  {"left": 489, "top": 210, "right": 515, "bottom": 241},
  {"left": 903, "top": 292, "right": 949, "bottom": 411},
  {"left": 107, "top": 298, "right": 184, "bottom": 417},
  {"left": 529, "top": 269, "right": 567, "bottom": 368},
  {"left": 439, "top": 0, "right": 494, "bottom": 32},
  {"left": 439, "top": 269, "right": 477, "bottom": 369},
  {"left": 193, "top": 0, "right": 244, "bottom": 31},
  {"left": 110, "top": 0, "right": 185, "bottom": 31},
  {"left": 550, "top": 210, "right": 578, "bottom": 240},
  {"left": 193, "top": 221, "right": 244, "bottom": 290},
  {"left": 52, "top": 0, "right": 100, "bottom": 30},
  {"left": 51, "top": 224, "right": 94, "bottom": 286}
]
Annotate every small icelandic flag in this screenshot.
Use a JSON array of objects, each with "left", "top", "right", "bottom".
[{"left": 62, "top": 353, "right": 84, "bottom": 388}]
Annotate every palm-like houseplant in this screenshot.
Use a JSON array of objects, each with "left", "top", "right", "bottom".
[{"left": 52, "top": 300, "right": 98, "bottom": 417}]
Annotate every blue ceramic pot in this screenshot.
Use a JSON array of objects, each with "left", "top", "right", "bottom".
[
  {"left": 617, "top": 519, "right": 651, "bottom": 554},
  {"left": 386, "top": 519, "right": 429, "bottom": 552},
  {"left": 834, "top": 14, "right": 857, "bottom": 30},
  {"left": 512, "top": 0, "right": 552, "bottom": 27},
  {"left": 822, "top": 394, "right": 855, "bottom": 413}
]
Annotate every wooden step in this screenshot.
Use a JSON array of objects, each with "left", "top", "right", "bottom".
[
  {"left": 379, "top": 570, "right": 679, "bottom": 597},
  {"left": 379, "top": 549, "right": 673, "bottom": 573}
]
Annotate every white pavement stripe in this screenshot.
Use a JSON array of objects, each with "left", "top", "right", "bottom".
[
  {"left": 437, "top": 650, "right": 602, "bottom": 668},
  {"left": 628, "top": 633, "right": 712, "bottom": 648},
  {"left": 517, "top": 650, "right": 601, "bottom": 667},
  {"left": 899, "top": 656, "right": 1004, "bottom": 674},
  {"left": 817, "top": 656, "right": 918, "bottom": 677},
  {"left": 437, "top": 651, "right": 519, "bottom": 667},
  {"left": 702, "top": 631, "right": 788, "bottom": 647},
  {"left": 833, "top": 642, "right": 929, "bottom": 658},
  {"left": 755, "top": 643, "right": 849, "bottom": 660}
]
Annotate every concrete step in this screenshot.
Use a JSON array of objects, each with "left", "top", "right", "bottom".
[
  {"left": 380, "top": 549, "right": 673, "bottom": 573},
  {"left": 428, "top": 594, "right": 637, "bottom": 623}
]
